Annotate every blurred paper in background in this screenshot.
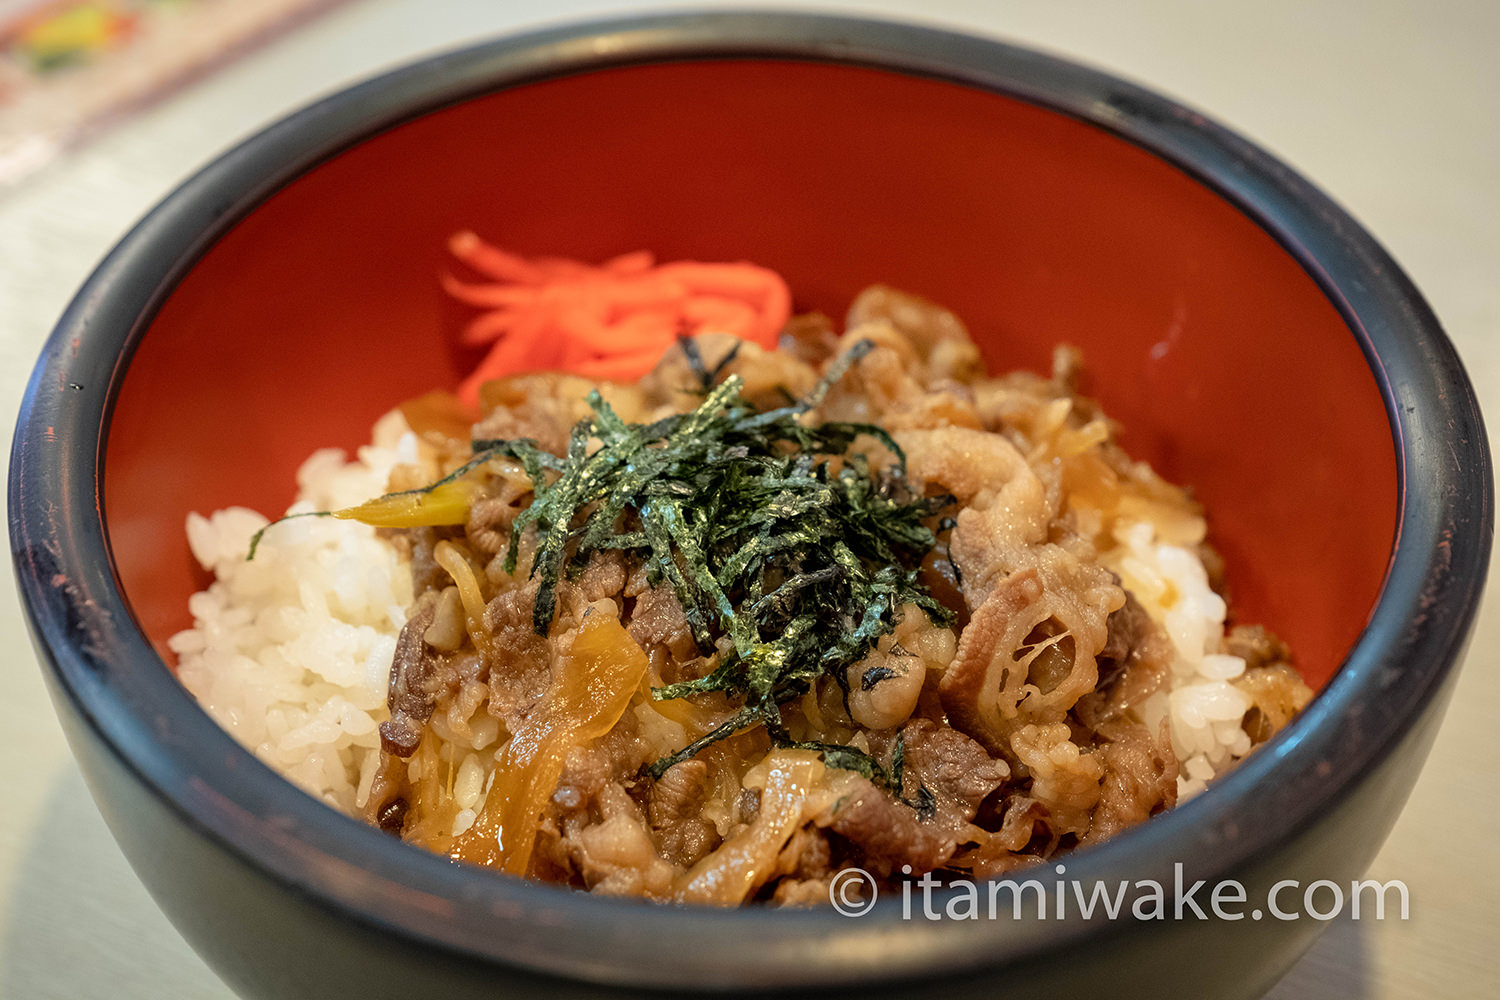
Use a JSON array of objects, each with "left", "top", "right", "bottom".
[{"left": 0, "top": 0, "right": 352, "bottom": 190}]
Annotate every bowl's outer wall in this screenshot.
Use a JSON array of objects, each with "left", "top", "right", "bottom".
[
  {"left": 105, "top": 60, "right": 1395, "bottom": 691},
  {"left": 11, "top": 11, "right": 1489, "bottom": 1000}
]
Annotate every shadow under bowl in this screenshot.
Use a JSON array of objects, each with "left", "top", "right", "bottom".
[{"left": 9, "top": 11, "right": 1490, "bottom": 1000}]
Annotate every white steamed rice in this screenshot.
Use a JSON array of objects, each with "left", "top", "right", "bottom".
[
  {"left": 1106, "top": 521, "right": 1254, "bottom": 799},
  {"left": 172, "top": 411, "right": 417, "bottom": 814}
]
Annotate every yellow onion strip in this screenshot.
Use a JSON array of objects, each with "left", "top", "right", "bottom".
[
  {"left": 672, "top": 750, "right": 823, "bottom": 905},
  {"left": 433, "top": 539, "right": 489, "bottom": 650},
  {"left": 452, "top": 609, "right": 649, "bottom": 874},
  {"left": 330, "top": 477, "right": 483, "bottom": 528}
]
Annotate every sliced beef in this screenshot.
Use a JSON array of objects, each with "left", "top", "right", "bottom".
[
  {"left": 1074, "top": 590, "right": 1173, "bottom": 730},
  {"left": 627, "top": 584, "right": 698, "bottom": 662},
  {"left": 1225, "top": 624, "right": 1292, "bottom": 672},
  {"left": 1086, "top": 720, "right": 1178, "bottom": 843},
  {"left": 899, "top": 718, "right": 1009, "bottom": 811},
  {"left": 648, "top": 760, "right": 721, "bottom": 868},
  {"left": 1096, "top": 590, "right": 1152, "bottom": 685},
  {"left": 378, "top": 592, "right": 440, "bottom": 757},
  {"left": 482, "top": 577, "right": 554, "bottom": 731},
  {"left": 817, "top": 720, "right": 1008, "bottom": 878},
  {"left": 406, "top": 527, "right": 447, "bottom": 595}
]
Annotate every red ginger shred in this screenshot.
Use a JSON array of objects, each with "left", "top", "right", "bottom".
[{"left": 444, "top": 233, "right": 793, "bottom": 406}]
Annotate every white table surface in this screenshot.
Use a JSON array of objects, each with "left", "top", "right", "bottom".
[{"left": 1, "top": 1, "right": 1496, "bottom": 997}]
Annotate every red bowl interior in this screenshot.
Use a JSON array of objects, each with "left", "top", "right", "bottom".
[{"left": 103, "top": 59, "right": 1396, "bottom": 690}]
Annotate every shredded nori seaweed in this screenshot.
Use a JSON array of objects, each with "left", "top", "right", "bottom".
[{"left": 481, "top": 340, "right": 953, "bottom": 790}]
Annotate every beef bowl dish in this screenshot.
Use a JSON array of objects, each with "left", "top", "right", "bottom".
[{"left": 10, "top": 11, "right": 1489, "bottom": 1000}]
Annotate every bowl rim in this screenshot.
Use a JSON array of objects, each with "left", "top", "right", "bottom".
[{"left": 9, "top": 8, "right": 1492, "bottom": 990}]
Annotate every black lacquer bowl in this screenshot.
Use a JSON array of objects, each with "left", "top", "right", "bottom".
[{"left": 10, "top": 11, "right": 1490, "bottom": 999}]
